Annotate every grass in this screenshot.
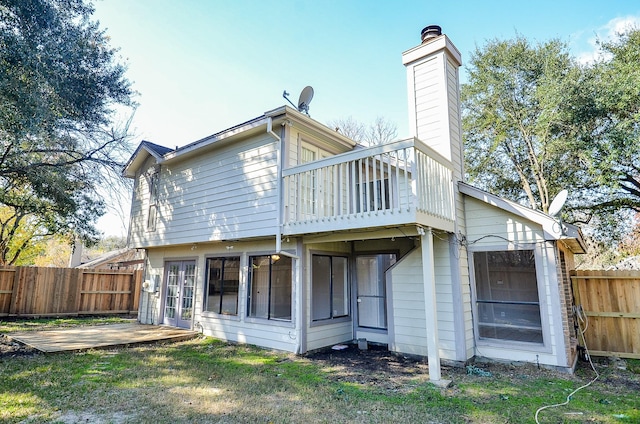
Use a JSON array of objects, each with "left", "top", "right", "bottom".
[
  {"left": 0, "top": 315, "right": 134, "bottom": 333},
  {"left": 1, "top": 317, "right": 639, "bottom": 423}
]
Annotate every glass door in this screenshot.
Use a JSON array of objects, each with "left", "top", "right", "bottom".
[
  {"left": 163, "top": 260, "right": 196, "bottom": 328},
  {"left": 355, "top": 254, "right": 396, "bottom": 329}
]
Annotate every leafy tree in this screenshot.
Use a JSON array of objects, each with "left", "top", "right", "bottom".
[
  {"left": 462, "top": 30, "right": 640, "bottom": 247},
  {"left": 565, "top": 29, "right": 640, "bottom": 225},
  {"left": 0, "top": 205, "right": 50, "bottom": 265},
  {"left": 0, "top": 0, "right": 134, "bottom": 265},
  {"left": 33, "top": 236, "right": 72, "bottom": 267},
  {"left": 619, "top": 213, "right": 640, "bottom": 257},
  {"left": 461, "top": 36, "right": 579, "bottom": 214},
  {"left": 92, "top": 235, "right": 128, "bottom": 254}
]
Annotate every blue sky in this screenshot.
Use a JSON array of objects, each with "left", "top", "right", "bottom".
[{"left": 92, "top": 0, "right": 640, "bottom": 235}]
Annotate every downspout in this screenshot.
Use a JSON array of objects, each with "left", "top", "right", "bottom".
[
  {"left": 267, "top": 116, "right": 303, "bottom": 354},
  {"left": 267, "top": 117, "right": 283, "bottom": 254}
]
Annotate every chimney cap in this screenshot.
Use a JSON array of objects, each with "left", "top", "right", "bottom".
[{"left": 421, "top": 25, "right": 442, "bottom": 43}]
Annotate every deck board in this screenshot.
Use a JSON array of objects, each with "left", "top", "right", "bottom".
[{"left": 6, "top": 323, "right": 199, "bottom": 353}]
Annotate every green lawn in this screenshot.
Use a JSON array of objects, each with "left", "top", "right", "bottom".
[{"left": 1, "top": 317, "right": 638, "bottom": 423}]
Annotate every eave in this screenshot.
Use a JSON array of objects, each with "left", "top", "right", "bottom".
[
  {"left": 122, "top": 105, "right": 357, "bottom": 178},
  {"left": 459, "top": 182, "right": 587, "bottom": 254},
  {"left": 122, "top": 141, "right": 173, "bottom": 178}
]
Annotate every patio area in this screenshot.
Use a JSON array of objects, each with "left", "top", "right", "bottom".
[{"left": 5, "top": 323, "right": 199, "bottom": 353}]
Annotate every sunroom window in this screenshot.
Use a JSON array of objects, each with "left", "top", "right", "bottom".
[
  {"left": 311, "top": 255, "right": 349, "bottom": 321},
  {"left": 473, "top": 250, "right": 543, "bottom": 343},
  {"left": 247, "top": 255, "right": 292, "bottom": 321},
  {"left": 204, "top": 257, "right": 240, "bottom": 315}
]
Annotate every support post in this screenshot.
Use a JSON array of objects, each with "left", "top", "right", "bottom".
[{"left": 421, "top": 227, "right": 442, "bottom": 382}]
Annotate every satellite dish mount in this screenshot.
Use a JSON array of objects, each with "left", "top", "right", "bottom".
[
  {"left": 282, "top": 86, "right": 314, "bottom": 116},
  {"left": 548, "top": 189, "right": 568, "bottom": 235}
]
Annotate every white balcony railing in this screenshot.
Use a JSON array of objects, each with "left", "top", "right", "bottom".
[{"left": 282, "top": 138, "right": 455, "bottom": 234}]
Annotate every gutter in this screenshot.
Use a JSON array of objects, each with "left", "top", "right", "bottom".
[{"left": 266, "top": 117, "right": 303, "bottom": 355}]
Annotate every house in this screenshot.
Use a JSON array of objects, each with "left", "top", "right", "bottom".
[
  {"left": 76, "top": 248, "right": 145, "bottom": 270},
  {"left": 123, "top": 25, "right": 586, "bottom": 379},
  {"left": 68, "top": 239, "right": 144, "bottom": 270}
]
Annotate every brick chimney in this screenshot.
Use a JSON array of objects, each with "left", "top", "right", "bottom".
[{"left": 402, "top": 25, "right": 464, "bottom": 181}]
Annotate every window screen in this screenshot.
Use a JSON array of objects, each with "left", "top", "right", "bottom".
[{"left": 473, "top": 250, "right": 543, "bottom": 343}]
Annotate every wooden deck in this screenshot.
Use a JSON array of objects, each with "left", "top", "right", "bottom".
[{"left": 7, "top": 323, "right": 199, "bottom": 353}]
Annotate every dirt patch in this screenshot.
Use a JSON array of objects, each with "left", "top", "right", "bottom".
[
  {"left": 0, "top": 334, "right": 39, "bottom": 358},
  {"left": 304, "top": 343, "right": 433, "bottom": 392},
  {"left": 304, "top": 342, "right": 640, "bottom": 393}
]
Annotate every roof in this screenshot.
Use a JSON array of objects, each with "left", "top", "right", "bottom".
[
  {"left": 77, "top": 248, "right": 143, "bottom": 269},
  {"left": 459, "top": 182, "right": 587, "bottom": 254},
  {"left": 123, "top": 105, "right": 357, "bottom": 178},
  {"left": 123, "top": 141, "right": 175, "bottom": 177},
  {"left": 141, "top": 140, "right": 174, "bottom": 157}
]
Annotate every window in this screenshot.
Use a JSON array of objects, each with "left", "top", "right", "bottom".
[
  {"left": 300, "top": 146, "right": 317, "bottom": 216},
  {"left": 299, "top": 143, "right": 334, "bottom": 219},
  {"left": 204, "top": 257, "right": 240, "bottom": 315},
  {"left": 473, "top": 250, "right": 543, "bottom": 343},
  {"left": 311, "top": 255, "right": 349, "bottom": 321},
  {"left": 147, "top": 171, "right": 158, "bottom": 231},
  {"left": 356, "top": 179, "right": 390, "bottom": 212},
  {"left": 248, "top": 255, "right": 292, "bottom": 320}
]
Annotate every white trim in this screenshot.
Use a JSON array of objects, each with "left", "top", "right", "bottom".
[
  {"left": 402, "top": 34, "right": 462, "bottom": 67},
  {"left": 297, "top": 239, "right": 306, "bottom": 353},
  {"left": 459, "top": 182, "right": 586, "bottom": 252},
  {"left": 467, "top": 244, "right": 553, "bottom": 355},
  {"left": 449, "top": 233, "right": 467, "bottom": 362},
  {"left": 421, "top": 228, "right": 442, "bottom": 381},
  {"left": 544, "top": 241, "right": 569, "bottom": 367},
  {"left": 164, "top": 117, "right": 269, "bottom": 162}
]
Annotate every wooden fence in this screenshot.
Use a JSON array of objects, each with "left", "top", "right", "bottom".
[
  {"left": 571, "top": 269, "right": 640, "bottom": 359},
  {"left": 0, "top": 266, "right": 142, "bottom": 317}
]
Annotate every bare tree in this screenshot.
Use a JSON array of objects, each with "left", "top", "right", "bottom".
[
  {"left": 327, "top": 116, "right": 397, "bottom": 146},
  {"left": 326, "top": 116, "right": 366, "bottom": 141},
  {"left": 364, "top": 116, "right": 398, "bottom": 146}
]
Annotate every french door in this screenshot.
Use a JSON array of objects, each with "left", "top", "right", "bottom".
[{"left": 163, "top": 260, "right": 196, "bottom": 328}]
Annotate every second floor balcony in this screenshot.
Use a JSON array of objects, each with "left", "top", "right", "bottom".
[{"left": 282, "top": 138, "right": 456, "bottom": 236}]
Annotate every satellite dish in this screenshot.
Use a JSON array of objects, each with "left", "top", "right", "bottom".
[
  {"left": 548, "top": 189, "right": 568, "bottom": 217},
  {"left": 282, "top": 86, "right": 314, "bottom": 116},
  {"left": 297, "top": 86, "right": 314, "bottom": 115}
]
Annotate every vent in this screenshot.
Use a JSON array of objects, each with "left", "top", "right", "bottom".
[{"left": 421, "top": 25, "right": 442, "bottom": 43}]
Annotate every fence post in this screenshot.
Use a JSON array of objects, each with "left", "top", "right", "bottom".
[
  {"left": 70, "top": 268, "right": 83, "bottom": 314},
  {"left": 0, "top": 267, "right": 16, "bottom": 316},
  {"left": 9, "top": 266, "right": 26, "bottom": 315},
  {"left": 131, "top": 270, "right": 143, "bottom": 314}
]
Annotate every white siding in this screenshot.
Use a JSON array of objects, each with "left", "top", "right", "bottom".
[
  {"left": 453, "top": 186, "right": 473, "bottom": 360},
  {"left": 463, "top": 196, "right": 570, "bottom": 369},
  {"left": 138, "top": 291, "right": 157, "bottom": 325},
  {"left": 130, "top": 133, "right": 279, "bottom": 247},
  {"left": 388, "top": 239, "right": 458, "bottom": 361},
  {"left": 446, "top": 55, "right": 464, "bottom": 182},
  {"left": 307, "top": 322, "right": 353, "bottom": 351},
  {"left": 129, "top": 156, "right": 157, "bottom": 243},
  {"left": 413, "top": 56, "right": 450, "bottom": 159},
  {"left": 464, "top": 197, "right": 546, "bottom": 245}
]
